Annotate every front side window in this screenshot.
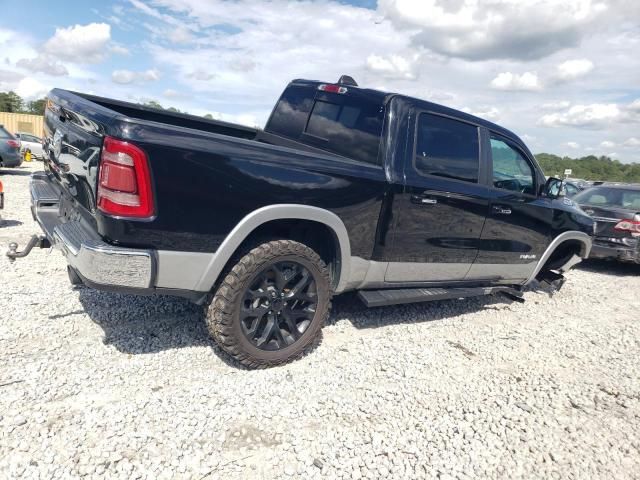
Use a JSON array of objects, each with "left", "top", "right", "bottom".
[
  {"left": 414, "top": 113, "right": 480, "bottom": 183},
  {"left": 490, "top": 137, "right": 535, "bottom": 195}
]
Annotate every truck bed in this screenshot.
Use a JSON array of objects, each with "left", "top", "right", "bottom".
[{"left": 43, "top": 88, "right": 387, "bottom": 256}]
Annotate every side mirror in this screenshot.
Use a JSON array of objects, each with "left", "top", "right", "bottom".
[{"left": 543, "top": 177, "right": 566, "bottom": 199}]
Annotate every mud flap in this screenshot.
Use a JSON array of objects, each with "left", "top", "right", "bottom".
[{"left": 536, "top": 269, "right": 566, "bottom": 290}]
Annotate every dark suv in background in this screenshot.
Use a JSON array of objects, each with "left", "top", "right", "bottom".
[
  {"left": 0, "top": 125, "right": 22, "bottom": 168},
  {"left": 574, "top": 185, "right": 640, "bottom": 264}
]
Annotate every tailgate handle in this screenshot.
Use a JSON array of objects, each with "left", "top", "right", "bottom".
[
  {"left": 492, "top": 205, "right": 512, "bottom": 215},
  {"left": 411, "top": 195, "right": 437, "bottom": 205}
]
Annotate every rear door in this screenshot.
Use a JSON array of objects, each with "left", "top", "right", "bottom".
[
  {"left": 385, "top": 111, "right": 490, "bottom": 282},
  {"left": 467, "top": 131, "right": 551, "bottom": 281}
]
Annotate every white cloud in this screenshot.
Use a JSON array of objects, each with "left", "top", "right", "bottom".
[
  {"left": 379, "top": 0, "right": 608, "bottom": 60},
  {"left": 462, "top": 106, "right": 500, "bottom": 120},
  {"left": 566, "top": 141, "right": 581, "bottom": 149},
  {"left": 112, "top": 68, "right": 160, "bottom": 84},
  {"left": 168, "top": 26, "right": 195, "bottom": 44},
  {"left": 15, "top": 77, "right": 49, "bottom": 99},
  {"left": 623, "top": 137, "right": 640, "bottom": 147},
  {"left": 16, "top": 55, "right": 68, "bottom": 76},
  {"left": 365, "top": 53, "right": 420, "bottom": 80},
  {"left": 556, "top": 58, "right": 594, "bottom": 81},
  {"left": 541, "top": 101, "right": 571, "bottom": 110},
  {"left": 539, "top": 103, "right": 621, "bottom": 128},
  {"left": 490, "top": 72, "right": 541, "bottom": 91},
  {"left": 600, "top": 140, "right": 616, "bottom": 148},
  {"left": 109, "top": 44, "right": 130, "bottom": 56},
  {"left": 43, "top": 23, "right": 111, "bottom": 63}
]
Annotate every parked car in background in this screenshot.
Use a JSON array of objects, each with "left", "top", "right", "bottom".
[
  {"left": 15, "top": 132, "right": 45, "bottom": 161},
  {"left": 564, "top": 179, "right": 589, "bottom": 197},
  {"left": 574, "top": 185, "right": 640, "bottom": 264},
  {"left": 0, "top": 125, "right": 23, "bottom": 168}
]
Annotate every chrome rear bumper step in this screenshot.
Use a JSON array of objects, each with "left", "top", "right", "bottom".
[{"left": 358, "top": 286, "right": 523, "bottom": 308}]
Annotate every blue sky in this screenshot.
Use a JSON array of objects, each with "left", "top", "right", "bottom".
[{"left": 1, "top": 0, "right": 639, "bottom": 162}]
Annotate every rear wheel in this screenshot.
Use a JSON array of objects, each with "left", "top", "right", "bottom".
[{"left": 206, "top": 240, "right": 331, "bottom": 368}]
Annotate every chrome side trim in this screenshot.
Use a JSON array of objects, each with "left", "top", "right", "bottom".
[
  {"left": 52, "top": 221, "right": 153, "bottom": 289},
  {"left": 524, "top": 231, "right": 592, "bottom": 285},
  {"left": 156, "top": 251, "right": 215, "bottom": 290},
  {"left": 193, "top": 204, "right": 352, "bottom": 293},
  {"left": 385, "top": 261, "right": 472, "bottom": 282},
  {"left": 465, "top": 261, "right": 537, "bottom": 282}
]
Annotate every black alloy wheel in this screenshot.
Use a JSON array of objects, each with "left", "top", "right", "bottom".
[{"left": 240, "top": 260, "right": 318, "bottom": 351}]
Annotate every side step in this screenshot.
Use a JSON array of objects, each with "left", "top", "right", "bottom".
[{"left": 357, "top": 286, "right": 523, "bottom": 308}]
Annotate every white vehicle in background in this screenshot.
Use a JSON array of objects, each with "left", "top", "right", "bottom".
[{"left": 15, "top": 132, "right": 45, "bottom": 161}]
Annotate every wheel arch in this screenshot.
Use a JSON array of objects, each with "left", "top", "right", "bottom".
[
  {"left": 524, "top": 231, "right": 592, "bottom": 285},
  {"left": 194, "top": 205, "right": 352, "bottom": 293}
]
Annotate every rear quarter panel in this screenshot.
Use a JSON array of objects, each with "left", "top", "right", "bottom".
[{"left": 100, "top": 120, "right": 388, "bottom": 258}]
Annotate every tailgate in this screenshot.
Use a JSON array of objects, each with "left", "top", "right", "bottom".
[{"left": 43, "top": 90, "right": 115, "bottom": 216}]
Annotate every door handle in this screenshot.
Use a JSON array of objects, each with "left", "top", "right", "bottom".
[
  {"left": 411, "top": 195, "right": 438, "bottom": 205},
  {"left": 492, "top": 205, "right": 512, "bottom": 215}
]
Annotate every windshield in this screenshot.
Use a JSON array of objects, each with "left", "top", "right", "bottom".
[{"left": 574, "top": 187, "right": 640, "bottom": 210}]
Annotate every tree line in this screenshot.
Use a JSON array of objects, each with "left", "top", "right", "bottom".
[
  {"left": 0, "top": 91, "right": 46, "bottom": 115},
  {"left": 535, "top": 153, "right": 640, "bottom": 183}
]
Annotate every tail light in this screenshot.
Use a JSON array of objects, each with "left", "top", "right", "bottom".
[
  {"left": 6, "top": 139, "right": 20, "bottom": 148},
  {"left": 614, "top": 215, "right": 640, "bottom": 236},
  {"left": 97, "top": 136, "right": 154, "bottom": 218}
]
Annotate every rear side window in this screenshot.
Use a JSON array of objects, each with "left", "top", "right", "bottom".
[
  {"left": 267, "top": 86, "right": 315, "bottom": 139},
  {"left": 414, "top": 113, "right": 479, "bottom": 183},
  {"left": 575, "top": 188, "right": 640, "bottom": 208},
  {"left": 0, "top": 127, "right": 11, "bottom": 138},
  {"left": 304, "top": 98, "right": 384, "bottom": 165}
]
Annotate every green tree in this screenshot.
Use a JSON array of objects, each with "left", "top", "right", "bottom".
[
  {"left": 142, "top": 100, "right": 164, "bottom": 110},
  {"left": 26, "top": 98, "right": 46, "bottom": 115},
  {"left": 203, "top": 113, "right": 214, "bottom": 119},
  {"left": 0, "top": 91, "right": 24, "bottom": 112},
  {"left": 535, "top": 153, "right": 640, "bottom": 183}
]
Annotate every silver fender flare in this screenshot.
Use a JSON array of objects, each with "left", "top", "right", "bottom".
[
  {"left": 524, "top": 231, "right": 592, "bottom": 285},
  {"left": 190, "top": 204, "right": 352, "bottom": 293}
]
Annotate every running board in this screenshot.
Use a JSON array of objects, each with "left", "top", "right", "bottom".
[{"left": 357, "top": 286, "right": 523, "bottom": 308}]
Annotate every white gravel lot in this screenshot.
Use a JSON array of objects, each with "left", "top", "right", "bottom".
[{"left": 1, "top": 162, "right": 639, "bottom": 480}]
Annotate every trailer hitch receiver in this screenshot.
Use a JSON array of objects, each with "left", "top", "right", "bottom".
[{"left": 6, "top": 235, "right": 51, "bottom": 262}]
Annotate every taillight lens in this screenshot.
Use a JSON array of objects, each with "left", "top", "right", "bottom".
[
  {"left": 6, "top": 139, "right": 20, "bottom": 148},
  {"left": 614, "top": 218, "right": 640, "bottom": 235},
  {"left": 97, "top": 136, "right": 154, "bottom": 218},
  {"left": 318, "top": 84, "right": 348, "bottom": 94}
]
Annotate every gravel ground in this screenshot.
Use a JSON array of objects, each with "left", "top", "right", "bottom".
[{"left": 1, "top": 162, "right": 639, "bottom": 480}]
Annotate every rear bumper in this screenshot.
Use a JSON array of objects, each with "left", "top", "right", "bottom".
[
  {"left": 31, "top": 173, "right": 154, "bottom": 289},
  {"left": 589, "top": 242, "right": 640, "bottom": 263},
  {"left": 1, "top": 151, "right": 23, "bottom": 167}
]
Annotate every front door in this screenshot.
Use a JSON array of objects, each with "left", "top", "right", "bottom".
[
  {"left": 466, "top": 133, "right": 551, "bottom": 281},
  {"left": 386, "top": 112, "right": 489, "bottom": 282}
]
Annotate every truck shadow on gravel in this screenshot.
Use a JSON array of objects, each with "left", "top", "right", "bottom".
[
  {"left": 328, "top": 291, "right": 522, "bottom": 330},
  {"left": 77, "top": 286, "right": 526, "bottom": 367},
  {"left": 75, "top": 287, "right": 322, "bottom": 369},
  {"left": 0, "top": 168, "right": 33, "bottom": 176},
  {"left": 577, "top": 259, "right": 640, "bottom": 277}
]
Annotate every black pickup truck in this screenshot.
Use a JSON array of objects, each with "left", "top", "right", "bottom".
[{"left": 11, "top": 76, "right": 594, "bottom": 368}]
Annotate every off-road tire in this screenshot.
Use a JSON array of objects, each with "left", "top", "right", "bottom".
[{"left": 206, "top": 240, "right": 332, "bottom": 369}]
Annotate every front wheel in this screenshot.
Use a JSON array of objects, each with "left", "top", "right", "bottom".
[{"left": 206, "top": 240, "right": 332, "bottom": 368}]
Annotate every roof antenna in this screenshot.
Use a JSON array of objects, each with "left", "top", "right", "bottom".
[{"left": 338, "top": 75, "right": 358, "bottom": 87}]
